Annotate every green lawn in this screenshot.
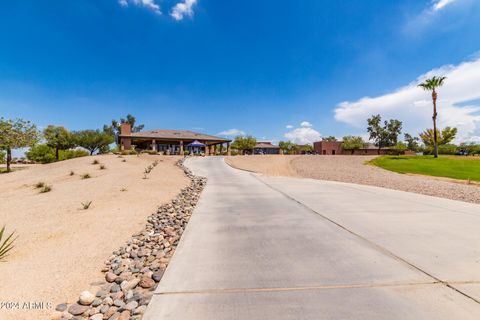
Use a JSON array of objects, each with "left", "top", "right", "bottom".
[{"left": 369, "top": 155, "right": 480, "bottom": 182}]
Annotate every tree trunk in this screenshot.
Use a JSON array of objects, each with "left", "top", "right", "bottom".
[
  {"left": 6, "top": 148, "right": 12, "bottom": 173},
  {"left": 55, "top": 147, "right": 59, "bottom": 161},
  {"left": 432, "top": 90, "right": 439, "bottom": 158},
  {"left": 378, "top": 147, "right": 381, "bottom": 155}
]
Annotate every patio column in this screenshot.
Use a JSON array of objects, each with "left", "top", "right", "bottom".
[
  {"left": 151, "top": 140, "right": 156, "bottom": 151},
  {"left": 205, "top": 143, "right": 210, "bottom": 156},
  {"left": 227, "top": 142, "right": 231, "bottom": 156},
  {"left": 179, "top": 140, "right": 184, "bottom": 155}
]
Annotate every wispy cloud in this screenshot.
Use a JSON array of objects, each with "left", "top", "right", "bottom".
[
  {"left": 218, "top": 128, "right": 245, "bottom": 136},
  {"left": 119, "top": 0, "right": 162, "bottom": 15},
  {"left": 171, "top": 0, "right": 197, "bottom": 21},
  {"left": 432, "top": 0, "right": 459, "bottom": 11},
  {"left": 334, "top": 56, "right": 480, "bottom": 142},
  {"left": 284, "top": 122, "right": 321, "bottom": 144},
  {"left": 286, "top": 124, "right": 293, "bottom": 129}
]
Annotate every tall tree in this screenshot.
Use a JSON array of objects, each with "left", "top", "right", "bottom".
[
  {"left": 104, "top": 114, "right": 145, "bottom": 146},
  {"left": 73, "top": 130, "right": 115, "bottom": 155},
  {"left": 0, "top": 118, "right": 39, "bottom": 172},
  {"left": 419, "top": 127, "right": 457, "bottom": 153},
  {"left": 367, "top": 114, "right": 403, "bottom": 155},
  {"left": 231, "top": 135, "right": 257, "bottom": 155},
  {"left": 418, "top": 76, "right": 447, "bottom": 158},
  {"left": 404, "top": 133, "right": 420, "bottom": 152},
  {"left": 342, "top": 136, "right": 365, "bottom": 155},
  {"left": 279, "top": 141, "right": 299, "bottom": 155},
  {"left": 43, "top": 125, "right": 74, "bottom": 161}
]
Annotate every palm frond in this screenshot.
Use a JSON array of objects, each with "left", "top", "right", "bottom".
[{"left": 0, "top": 225, "right": 17, "bottom": 261}]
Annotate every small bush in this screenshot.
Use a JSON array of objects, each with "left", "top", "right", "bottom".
[
  {"left": 143, "top": 173, "right": 148, "bottom": 179},
  {"left": 120, "top": 150, "right": 137, "bottom": 155},
  {"left": 122, "top": 159, "right": 126, "bottom": 162},
  {"left": 69, "top": 171, "right": 75, "bottom": 176},
  {"left": 81, "top": 201, "right": 92, "bottom": 210},
  {"left": 26, "top": 144, "right": 88, "bottom": 164},
  {"left": 81, "top": 173, "right": 91, "bottom": 179},
  {"left": 0, "top": 225, "right": 17, "bottom": 261},
  {"left": 34, "top": 182, "right": 45, "bottom": 189},
  {"left": 120, "top": 187, "right": 127, "bottom": 192},
  {"left": 141, "top": 150, "right": 158, "bottom": 155},
  {"left": 39, "top": 185, "right": 52, "bottom": 193},
  {"left": 99, "top": 164, "right": 106, "bottom": 170},
  {"left": 92, "top": 159, "right": 100, "bottom": 165}
]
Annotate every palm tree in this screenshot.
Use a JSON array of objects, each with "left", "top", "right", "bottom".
[{"left": 418, "top": 76, "right": 446, "bottom": 158}]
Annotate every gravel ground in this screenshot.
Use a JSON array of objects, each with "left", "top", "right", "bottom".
[{"left": 226, "top": 155, "right": 480, "bottom": 204}]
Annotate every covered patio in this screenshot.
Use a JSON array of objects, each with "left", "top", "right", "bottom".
[{"left": 119, "top": 124, "right": 231, "bottom": 156}]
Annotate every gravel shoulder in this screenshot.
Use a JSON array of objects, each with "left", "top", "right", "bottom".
[
  {"left": 0, "top": 154, "right": 189, "bottom": 320},
  {"left": 225, "top": 155, "right": 480, "bottom": 204}
]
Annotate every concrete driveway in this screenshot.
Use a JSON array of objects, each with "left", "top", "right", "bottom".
[{"left": 144, "top": 157, "right": 480, "bottom": 320}]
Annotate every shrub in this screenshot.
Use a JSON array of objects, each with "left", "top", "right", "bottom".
[
  {"left": 122, "top": 159, "right": 126, "bottom": 162},
  {"left": 99, "top": 164, "right": 106, "bottom": 170},
  {"left": 0, "top": 150, "right": 5, "bottom": 164},
  {"left": 81, "top": 173, "right": 91, "bottom": 179},
  {"left": 120, "top": 150, "right": 137, "bottom": 155},
  {"left": 69, "top": 171, "right": 75, "bottom": 176},
  {"left": 81, "top": 201, "right": 92, "bottom": 210},
  {"left": 92, "top": 159, "right": 100, "bottom": 165},
  {"left": 120, "top": 187, "right": 127, "bottom": 192},
  {"left": 39, "top": 185, "right": 52, "bottom": 193},
  {"left": 141, "top": 150, "right": 158, "bottom": 155},
  {"left": 438, "top": 144, "right": 458, "bottom": 155},
  {"left": 34, "top": 181, "right": 46, "bottom": 189},
  {"left": 0, "top": 226, "right": 17, "bottom": 261},
  {"left": 26, "top": 144, "right": 88, "bottom": 164}
]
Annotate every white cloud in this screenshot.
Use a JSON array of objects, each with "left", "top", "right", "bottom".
[
  {"left": 286, "top": 124, "right": 293, "bottom": 129},
  {"left": 432, "top": 0, "right": 459, "bottom": 11},
  {"left": 119, "top": 0, "right": 162, "bottom": 15},
  {"left": 170, "top": 0, "right": 197, "bottom": 21},
  {"left": 217, "top": 128, "right": 245, "bottom": 137},
  {"left": 300, "top": 121, "right": 313, "bottom": 127},
  {"left": 334, "top": 56, "right": 480, "bottom": 143},
  {"left": 284, "top": 122, "right": 321, "bottom": 144}
]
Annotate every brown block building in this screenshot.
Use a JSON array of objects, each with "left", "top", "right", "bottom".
[
  {"left": 314, "top": 140, "right": 393, "bottom": 155},
  {"left": 118, "top": 123, "right": 231, "bottom": 156}
]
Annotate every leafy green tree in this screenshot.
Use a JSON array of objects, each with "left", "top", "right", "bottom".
[
  {"left": 418, "top": 76, "right": 447, "bottom": 158},
  {"left": 367, "top": 114, "right": 403, "bottom": 154},
  {"left": 437, "top": 144, "right": 458, "bottom": 155},
  {"left": 404, "top": 133, "right": 420, "bottom": 152},
  {"left": 392, "top": 141, "right": 408, "bottom": 154},
  {"left": 104, "top": 114, "right": 144, "bottom": 146},
  {"left": 0, "top": 150, "right": 5, "bottom": 164},
  {"left": 231, "top": 135, "right": 257, "bottom": 155},
  {"left": 342, "top": 136, "right": 365, "bottom": 154},
  {"left": 279, "top": 141, "right": 299, "bottom": 155},
  {"left": 73, "top": 130, "right": 115, "bottom": 155},
  {"left": 419, "top": 127, "right": 457, "bottom": 154},
  {"left": 0, "top": 118, "right": 39, "bottom": 172},
  {"left": 43, "top": 125, "right": 75, "bottom": 161},
  {"left": 322, "top": 136, "right": 337, "bottom": 142},
  {"left": 459, "top": 142, "right": 480, "bottom": 155}
]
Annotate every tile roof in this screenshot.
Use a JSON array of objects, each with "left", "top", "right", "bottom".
[
  {"left": 255, "top": 142, "right": 280, "bottom": 149},
  {"left": 120, "top": 129, "right": 231, "bottom": 142}
]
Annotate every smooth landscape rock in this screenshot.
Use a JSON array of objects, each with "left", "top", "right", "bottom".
[{"left": 79, "top": 291, "right": 96, "bottom": 306}]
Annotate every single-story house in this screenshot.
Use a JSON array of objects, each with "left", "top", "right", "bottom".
[
  {"left": 252, "top": 141, "right": 281, "bottom": 155},
  {"left": 119, "top": 123, "right": 231, "bottom": 155}
]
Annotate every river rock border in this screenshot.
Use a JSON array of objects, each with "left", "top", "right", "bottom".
[{"left": 54, "top": 159, "right": 206, "bottom": 320}]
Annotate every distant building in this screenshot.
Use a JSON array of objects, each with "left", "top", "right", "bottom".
[
  {"left": 313, "top": 140, "right": 399, "bottom": 155},
  {"left": 252, "top": 141, "right": 281, "bottom": 155},
  {"left": 119, "top": 123, "right": 231, "bottom": 155}
]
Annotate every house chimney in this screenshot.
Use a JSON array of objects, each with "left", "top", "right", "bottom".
[{"left": 120, "top": 123, "right": 131, "bottom": 135}]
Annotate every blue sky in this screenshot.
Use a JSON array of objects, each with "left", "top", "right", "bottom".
[{"left": 1, "top": 0, "right": 480, "bottom": 146}]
